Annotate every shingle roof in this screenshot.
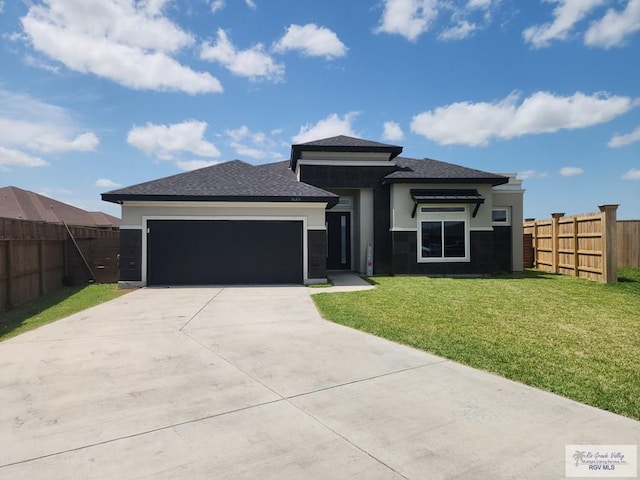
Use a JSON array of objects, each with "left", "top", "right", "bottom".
[
  {"left": 383, "top": 157, "right": 509, "bottom": 186},
  {"left": 290, "top": 135, "right": 403, "bottom": 170},
  {"left": 253, "top": 160, "right": 296, "bottom": 179},
  {"left": 102, "top": 160, "right": 338, "bottom": 205},
  {"left": 296, "top": 135, "right": 401, "bottom": 149},
  {"left": 0, "top": 186, "right": 120, "bottom": 227}
]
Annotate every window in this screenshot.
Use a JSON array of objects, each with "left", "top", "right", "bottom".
[
  {"left": 492, "top": 207, "right": 511, "bottom": 226},
  {"left": 337, "top": 196, "right": 353, "bottom": 208},
  {"left": 418, "top": 205, "right": 470, "bottom": 262}
]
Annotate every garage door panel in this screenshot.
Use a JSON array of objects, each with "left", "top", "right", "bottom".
[{"left": 147, "top": 220, "right": 303, "bottom": 285}]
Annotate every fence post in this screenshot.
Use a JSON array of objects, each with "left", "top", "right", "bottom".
[
  {"left": 533, "top": 221, "right": 538, "bottom": 267},
  {"left": 573, "top": 217, "right": 579, "bottom": 277},
  {"left": 551, "top": 212, "right": 564, "bottom": 274},
  {"left": 599, "top": 204, "right": 618, "bottom": 284}
]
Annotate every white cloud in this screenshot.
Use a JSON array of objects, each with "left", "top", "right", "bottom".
[
  {"left": 376, "top": 0, "right": 496, "bottom": 42},
  {"left": 439, "top": 20, "right": 477, "bottom": 41},
  {"left": 0, "top": 0, "right": 4, "bottom": 14},
  {"left": 585, "top": 0, "right": 640, "bottom": 48},
  {"left": 29, "top": 132, "right": 99, "bottom": 154},
  {"left": 0, "top": 90, "right": 100, "bottom": 167},
  {"left": 622, "top": 168, "right": 640, "bottom": 180},
  {"left": 440, "top": 0, "right": 497, "bottom": 40},
  {"left": 21, "top": 0, "right": 222, "bottom": 94},
  {"left": 127, "top": 120, "right": 221, "bottom": 161},
  {"left": 608, "top": 125, "right": 640, "bottom": 148},
  {"left": 523, "top": 0, "right": 605, "bottom": 48},
  {"left": 245, "top": 0, "right": 257, "bottom": 9},
  {"left": 376, "top": 0, "right": 438, "bottom": 41},
  {"left": 24, "top": 54, "right": 61, "bottom": 73},
  {"left": 200, "top": 29, "right": 284, "bottom": 81},
  {"left": 292, "top": 113, "right": 359, "bottom": 144},
  {"left": 210, "top": 0, "right": 225, "bottom": 13},
  {"left": 517, "top": 170, "right": 548, "bottom": 180},
  {"left": 383, "top": 121, "right": 404, "bottom": 141},
  {"left": 468, "top": 0, "right": 492, "bottom": 8},
  {"left": 175, "top": 159, "right": 220, "bottom": 171},
  {"left": 273, "top": 24, "right": 347, "bottom": 59},
  {"left": 410, "top": 91, "right": 637, "bottom": 146},
  {"left": 224, "top": 125, "right": 284, "bottom": 159},
  {"left": 559, "top": 166, "right": 584, "bottom": 176},
  {"left": 96, "top": 178, "right": 121, "bottom": 188},
  {"left": 0, "top": 146, "right": 49, "bottom": 168},
  {"left": 0, "top": 117, "right": 100, "bottom": 154}
]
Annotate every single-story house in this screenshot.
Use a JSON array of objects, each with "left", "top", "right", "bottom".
[{"left": 102, "top": 136, "right": 524, "bottom": 286}]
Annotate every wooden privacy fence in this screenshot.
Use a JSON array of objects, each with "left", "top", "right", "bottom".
[
  {"left": 523, "top": 205, "right": 618, "bottom": 284},
  {"left": 0, "top": 217, "right": 120, "bottom": 311},
  {"left": 617, "top": 220, "right": 640, "bottom": 268}
]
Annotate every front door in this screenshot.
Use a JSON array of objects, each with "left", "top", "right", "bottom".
[{"left": 326, "top": 211, "right": 351, "bottom": 270}]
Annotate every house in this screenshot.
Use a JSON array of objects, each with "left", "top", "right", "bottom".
[
  {"left": 1, "top": 186, "right": 120, "bottom": 229},
  {"left": 102, "top": 136, "right": 524, "bottom": 286}
]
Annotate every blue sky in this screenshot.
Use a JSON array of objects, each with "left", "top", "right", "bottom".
[{"left": 0, "top": 0, "right": 639, "bottom": 219}]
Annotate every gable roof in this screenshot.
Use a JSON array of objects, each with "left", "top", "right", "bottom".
[
  {"left": 102, "top": 160, "right": 338, "bottom": 206},
  {"left": 383, "top": 157, "right": 509, "bottom": 186},
  {"left": 0, "top": 186, "right": 120, "bottom": 228},
  {"left": 290, "top": 135, "right": 403, "bottom": 170}
]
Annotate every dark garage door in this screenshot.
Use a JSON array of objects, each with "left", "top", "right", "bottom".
[{"left": 147, "top": 220, "right": 303, "bottom": 285}]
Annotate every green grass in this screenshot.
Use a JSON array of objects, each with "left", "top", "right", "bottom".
[
  {"left": 1, "top": 284, "right": 130, "bottom": 341},
  {"left": 313, "top": 268, "right": 640, "bottom": 420}
]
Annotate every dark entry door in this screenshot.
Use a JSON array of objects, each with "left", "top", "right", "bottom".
[
  {"left": 147, "top": 220, "right": 303, "bottom": 285},
  {"left": 326, "top": 212, "right": 351, "bottom": 270}
]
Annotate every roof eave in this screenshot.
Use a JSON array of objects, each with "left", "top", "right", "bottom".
[
  {"left": 101, "top": 193, "right": 339, "bottom": 207},
  {"left": 381, "top": 176, "right": 510, "bottom": 187}
]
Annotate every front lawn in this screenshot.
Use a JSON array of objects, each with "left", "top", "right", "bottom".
[
  {"left": 0, "top": 284, "right": 130, "bottom": 341},
  {"left": 312, "top": 268, "right": 640, "bottom": 420}
]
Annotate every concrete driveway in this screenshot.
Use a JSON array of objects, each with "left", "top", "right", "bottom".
[{"left": 0, "top": 286, "right": 637, "bottom": 479}]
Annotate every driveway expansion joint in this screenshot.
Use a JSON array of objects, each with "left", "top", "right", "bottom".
[
  {"left": 286, "top": 360, "right": 449, "bottom": 401},
  {"left": 0, "top": 398, "right": 285, "bottom": 470},
  {"left": 287, "top": 400, "right": 412, "bottom": 480},
  {"left": 178, "top": 288, "right": 225, "bottom": 331}
]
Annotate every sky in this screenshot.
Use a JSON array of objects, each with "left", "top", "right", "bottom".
[{"left": 0, "top": 0, "right": 639, "bottom": 220}]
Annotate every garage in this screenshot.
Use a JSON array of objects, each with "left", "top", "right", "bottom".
[
  {"left": 147, "top": 220, "right": 303, "bottom": 285},
  {"left": 102, "top": 159, "right": 338, "bottom": 286}
]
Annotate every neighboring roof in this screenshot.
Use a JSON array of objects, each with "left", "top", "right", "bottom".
[
  {"left": 102, "top": 160, "right": 338, "bottom": 206},
  {"left": 0, "top": 186, "right": 121, "bottom": 228},
  {"left": 383, "top": 157, "right": 509, "bottom": 186},
  {"left": 290, "top": 135, "right": 403, "bottom": 170}
]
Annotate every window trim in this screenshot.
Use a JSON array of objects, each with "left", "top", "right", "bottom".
[
  {"left": 492, "top": 207, "right": 511, "bottom": 226},
  {"left": 417, "top": 204, "right": 470, "bottom": 263}
]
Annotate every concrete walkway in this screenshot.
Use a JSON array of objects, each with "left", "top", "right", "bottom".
[
  {"left": 311, "top": 271, "right": 375, "bottom": 294},
  {"left": 0, "top": 286, "right": 637, "bottom": 479}
]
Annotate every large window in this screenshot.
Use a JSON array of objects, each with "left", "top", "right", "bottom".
[{"left": 418, "top": 206, "right": 469, "bottom": 262}]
